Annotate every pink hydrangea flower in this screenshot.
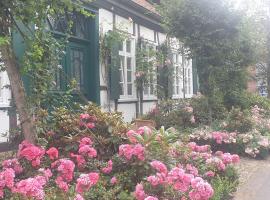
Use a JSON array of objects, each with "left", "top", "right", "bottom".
[
  {"left": 134, "top": 183, "right": 146, "bottom": 200},
  {"left": 86, "top": 123, "right": 95, "bottom": 129},
  {"left": 79, "top": 137, "right": 93, "bottom": 148},
  {"left": 75, "top": 172, "right": 99, "bottom": 194},
  {"left": 78, "top": 145, "right": 97, "bottom": 158},
  {"left": 137, "top": 126, "right": 152, "bottom": 135},
  {"left": 119, "top": 144, "right": 145, "bottom": 161},
  {"left": 150, "top": 161, "right": 168, "bottom": 174},
  {"left": 14, "top": 175, "right": 48, "bottom": 200},
  {"left": 80, "top": 114, "right": 90, "bottom": 120},
  {"left": 46, "top": 147, "right": 59, "bottom": 160},
  {"left": 147, "top": 175, "right": 162, "bottom": 186},
  {"left": 70, "top": 153, "right": 86, "bottom": 169},
  {"left": 52, "top": 159, "right": 75, "bottom": 192},
  {"left": 189, "top": 177, "right": 214, "bottom": 200},
  {"left": 2, "top": 158, "right": 23, "bottom": 174},
  {"left": 17, "top": 141, "right": 45, "bottom": 168},
  {"left": 144, "top": 196, "right": 159, "bottom": 200},
  {"left": 74, "top": 194, "right": 85, "bottom": 200},
  {"left": 0, "top": 168, "right": 15, "bottom": 189},
  {"left": 38, "top": 168, "right": 52, "bottom": 181},
  {"left": 110, "top": 176, "right": 117, "bottom": 185},
  {"left": 204, "top": 171, "right": 215, "bottom": 177},
  {"left": 102, "top": 160, "right": 113, "bottom": 174}
]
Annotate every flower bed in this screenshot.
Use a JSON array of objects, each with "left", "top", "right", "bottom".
[
  {"left": 190, "top": 105, "right": 270, "bottom": 158},
  {"left": 0, "top": 126, "right": 239, "bottom": 200}
]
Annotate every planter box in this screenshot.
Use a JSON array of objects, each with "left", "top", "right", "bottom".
[{"left": 132, "top": 119, "right": 156, "bottom": 130}]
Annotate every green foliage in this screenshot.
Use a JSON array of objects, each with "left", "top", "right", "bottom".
[
  {"left": 224, "top": 107, "right": 253, "bottom": 133},
  {"left": 228, "top": 91, "right": 270, "bottom": 110},
  {"left": 36, "top": 103, "right": 128, "bottom": 158},
  {"left": 210, "top": 175, "right": 238, "bottom": 200},
  {"left": 143, "top": 95, "right": 227, "bottom": 130},
  {"left": 160, "top": 0, "right": 256, "bottom": 110}
]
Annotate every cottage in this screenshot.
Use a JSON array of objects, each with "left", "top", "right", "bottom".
[{"left": 0, "top": 0, "right": 198, "bottom": 142}]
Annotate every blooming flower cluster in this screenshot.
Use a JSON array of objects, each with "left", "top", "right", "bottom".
[
  {"left": 51, "top": 159, "right": 75, "bottom": 192},
  {"left": 2, "top": 158, "right": 23, "bottom": 174},
  {"left": 137, "top": 160, "right": 215, "bottom": 200},
  {"left": 13, "top": 175, "right": 48, "bottom": 200},
  {"left": 119, "top": 144, "right": 145, "bottom": 161},
  {"left": 17, "top": 140, "right": 45, "bottom": 167},
  {"left": 102, "top": 160, "right": 113, "bottom": 174},
  {"left": 79, "top": 113, "right": 97, "bottom": 129},
  {"left": 126, "top": 126, "right": 152, "bottom": 143},
  {"left": 78, "top": 137, "right": 97, "bottom": 158},
  {"left": 75, "top": 172, "right": 99, "bottom": 194},
  {"left": 0, "top": 168, "right": 15, "bottom": 198},
  {"left": 46, "top": 147, "right": 59, "bottom": 160},
  {"left": 190, "top": 129, "right": 237, "bottom": 145}
]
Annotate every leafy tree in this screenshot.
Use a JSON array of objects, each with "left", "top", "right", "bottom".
[
  {"left": 0, "top": 0, "right": 90, "bottom": 143},
  {"left": 159, "top": 0, "right": 256, "bottom": 110}
]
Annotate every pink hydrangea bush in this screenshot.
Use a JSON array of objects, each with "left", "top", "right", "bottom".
[{"left": 0, "top": 125, "right": 240, "bottom": 200}]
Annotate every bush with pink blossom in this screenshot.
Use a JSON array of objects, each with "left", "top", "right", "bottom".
[{"left": 0, "top": 125, "right": 241, "bottom": 200}]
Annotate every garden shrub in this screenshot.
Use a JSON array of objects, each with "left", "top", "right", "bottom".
[
  {"left": 190, "top": 105, "right": 270, "bottom": 158},
  {"left": 226, "top": 91, "right": 270, "bottom": 111},
  {"left": 0, "top": 122, "right": 240, "bottom": 199},
  {"left": 143, "top": 95, "right": 227, "bottom": 131},
  {"left": 142, "top": 99, "right": 197, "bottom": 130},
  {"left": 35, "top": 103, "right": 129, "bottom": 158}
]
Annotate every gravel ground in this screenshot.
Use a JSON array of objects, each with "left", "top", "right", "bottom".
[{"left": 233, "top": 156, "right": 270, "bottom": 200}]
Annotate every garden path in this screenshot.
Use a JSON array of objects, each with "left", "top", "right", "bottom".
[{"left": 233, "top": 156, "right": 270, "bottom": 200}]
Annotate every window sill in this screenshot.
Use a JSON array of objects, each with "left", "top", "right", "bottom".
[
  {"left": 118, "top": 98, "right": 138, "bottom": 103},
  {"left": 143, "top": 96, "right": 158, "bottom": 101}
]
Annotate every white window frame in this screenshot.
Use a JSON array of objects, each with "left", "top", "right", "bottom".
[
  {"left": 184, "top": 59, "right": 193, "bottom": 98},
  {"left": 172, "top": 51, "right": 184, "bottom": 99},
  {"left": 119, "top": 37, "right": 136, "bottom": 100},
  {"left": 141, "top": 40, "right": 158, "bottom": 100}
]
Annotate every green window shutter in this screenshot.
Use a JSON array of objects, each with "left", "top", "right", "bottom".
[
  {"left": 109, "top": 42, "right": 121, "bottom": 100},
  {"left": 192, "top": 57, "right": 199, "bottom": 94},
  {"left": 157, "top": 52, "right": 173, "bottom": 99},
  {"left": 167, "top": 49, "right": 174, "bottom": 99}
]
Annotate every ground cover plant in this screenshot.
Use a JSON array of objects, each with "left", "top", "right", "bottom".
[{"left": 0, "top": 105, "right": 239, "bottom": 200}]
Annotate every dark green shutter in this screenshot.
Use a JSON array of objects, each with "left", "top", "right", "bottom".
[
  {"left": 167, "top": 49, "right": 174, "bottom": 99},
  {"left": 192, "top": 57, "right": 199, "bottom": 94},
  {"left": 157, "top": 49, "right": 173, "bottom": 99},
  {"left": 109, "top": 41, "right": 121, "bottom": 100}
]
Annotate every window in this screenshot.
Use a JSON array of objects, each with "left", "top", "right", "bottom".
[
  {"left": 48, "top": 12, "right": 92, "bottom": 93},
  {"left": 142, "top": 42, "right": 157, "bottom": 98},
  {"left": 119, "top": 39, "right": 135, "bottom": 98},
  {"left": 172, "top": 52, "right": 183, "bottom": 98}
]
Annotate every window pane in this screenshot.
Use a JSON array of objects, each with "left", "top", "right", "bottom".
[
  {"left": 70, "top": 49, "right": 84, "bottom": 88},
  {"left": 127, "top": 70, "right": 132, "bottom": 82},
  {"left": 120, "top": 83, "right": 124, "bottom": 95},
  {"left": 119, "top": 42, "right": 123, "bottom": 51},
  {"left": 126, "top": 40, "right": 131, "bottom": 53},
  {"left": 173, "top": 54, "right": 176, "bottom": 63},
  {"left": 144, "top": 87, "right": 149, "bottom": 95},
  {"left": 119, "top": 56, "right": 125, "bottom": 82},
  {"left": 127, "top": 84, "right": 132, "bottom": 95},
  {"left": 127, "top": 57, "right": 132, "bottom": 70}
]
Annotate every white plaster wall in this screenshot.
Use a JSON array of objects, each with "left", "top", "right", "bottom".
[
  {"left": 98, "top": 8, "right": 195, "bottom": 122},
  {"left": 140, "top": 25, "right": 155, "bottom": 41},
  {"left": 99, "top": 9, "right": 113, "bottom": 35},
  {"left": 118, "top": 103, "right": 137, "bottom": 122},
  {"left": 115, "top": 15, "right": 133, "bottom": 34},
  {"left": 0, "top": 71, "right": 11, "bottom": 107},
  {"left": 0, "top": 66, "right": 11, "bottom": 142},
  {"left": 143, "top": 102, "right": 156, "bottom": 115},
  {"left": 158, "top": 33, "right": 167, "bottom": 44},
  {"left": 0, "top": 110, "right": 9, "bottom": 142}
]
